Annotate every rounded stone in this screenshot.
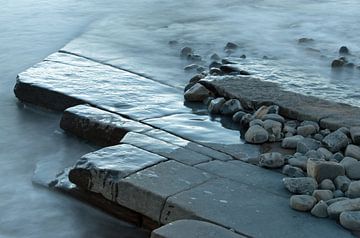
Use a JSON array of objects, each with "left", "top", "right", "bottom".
[
  {"left": 259, "top": 152, "right": 284, "bottom": 168},
  {"left": 290, "top": 195, "right": 317, "bottom": 212},
  {"left": 208, "top": 98, "right": 226, "bottom": 114},
  {"left": 184, "top": 83, "right": 213, "bottom": 102},
  {"left": 244, "top": 125, "right": 269, "bottom": 144},
  {"left": 283, "top": 177, "right": 318, "bottom": 195},
  {"left": 210, "top": 53, "right": 221, "bottom": 61},
  {"left": 297, "top": 125, "right": 317, "bottom": 137},
  {"left": 282, "top": 135, "right": 304, "bottom": 149},
  {"left": 261, "top": 113, "right": 285, "bottom": 124},
  {"left": 345, "top": 144, "right": 360, "bottom": 160},
  {"left": 312, "top": 190, "right": 333, "bottom": 201},
  {"left": 232, "top": 111, "right": 246, "bottom": 122},
  {"left": 339, "top": 46, "right": 350, "bottom": 55},
  {"left": 311, "top": 200, "right": 329, "bottom": 218},
  {"left": 249, "top": 119, "right": 264, "bottom": 128},
  {"left": 346, "top": 181, "right": 360, "bottom": 198},
  {"left": 180, "top": 47, "right": 193, "bottom": 57},
  {"left": 220, "top": 99, "right": 243, "bottom": 115},
  {"left": 340, "top": 211, "right": 360, "bottom": 231},
  {"left": 334, "top": 175, "right": 351, "bottom": 193},
  {"left": 319, "top": 179, "right": 336, "bottom": 191},
  {"left": 282, "top": 165, "right": 305, "bottom": 178},
  {"left": 327, "top": 198, "right": 360, "bottom": 219}
]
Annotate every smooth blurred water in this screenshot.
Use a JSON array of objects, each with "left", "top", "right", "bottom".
[{"left": 0, "top": 1, "right": 147, "bottom": 237}]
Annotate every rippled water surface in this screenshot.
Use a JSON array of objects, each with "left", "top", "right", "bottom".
[{"left": 0, "top": 0, "right": 359, "bottom": 237}]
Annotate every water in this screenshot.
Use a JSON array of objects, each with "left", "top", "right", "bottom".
[
  {"left": 1, "top": 0, "right": 359, "bottom": 237},
  {"left": 0, "top": 1, "right": 147, "bottom": 237}
]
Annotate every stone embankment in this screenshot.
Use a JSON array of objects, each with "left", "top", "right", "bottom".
[{"left": 14, "top": 46, "right": 358, "bottom": 237}]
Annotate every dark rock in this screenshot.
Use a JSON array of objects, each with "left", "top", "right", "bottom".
[
  {"left": 232, "top": 111, "right": 246, "bottom": 122},
  {"left": 282, "top": 165, "right": 305, "bottom": 177},
  {"left": 311, "top": 200, "right": 328, "bottom": 218},
  {"left": 220, "top": 99, "right": 243, "bottom": 115},
  {"left": 334, "top": 190, "right": 345, "bottom": 198},
  {"left": 221, "top": 59, "right": 236, "bottom": 64},
  {"left": 209, "top": 67, "right": 222, "bottom": 75},
  {"left": 307, "top": 158, "right": 345, "bottom": 182},
  {"left": 184, "top": 64, "right": 199, "bottom": 72},
  {"left": 290, "top": 195, "right": 317, "bottom": 211},
  {"left": 224, "top": 42, "right": 238, "bottom": 51},
  {"left": 288, "top": 155, "right": 308, "bottom": 171},
  {"left": 339, "top": 46, "right": 350, "bottom": 55},
  {"left": 261, "top": 114, "right": 285, "bottom": 124},
  {"left": 245, "top": 125, "right": 269, "bottom": 144},
  {"left": 331, "top": 59, "right": 345, "bottom": 68},
  {"left": 208, "top": 98, "right": 226, "bottom": 114},
  {"left": 168, "top": 40, "right": 178, "bottom": 46},
  {"left": 298, "top": 38, "right": 314, "bottom": 44},
  {"left": 297, "top": 138, "right": 321, "bottom": 154},
  {"left": 220, "top": 65, "right": 242, "bottom": 75},
  {"left": 334, "top": 175, "right": 351, "bottom": 193},
  {"left": 209, "top": 61, "right": 222, "bottom": 69},
  {"left": 181, "top": 47, "right": 193, "bottom": 57},
  {"left": 319, "top": 179, "right": 336, "bottom": 192},
  {"left": 283, "top": 177, "right": 318, "bottom": 195},
  {"left": 322, "top": 130, "right": 349, "bottom": 153},
  {"left": 184, "top": 83, "right": 214, "bottom": 102},
  {"left": 240, "top": 54, "right": 246, "bottom": 59}
]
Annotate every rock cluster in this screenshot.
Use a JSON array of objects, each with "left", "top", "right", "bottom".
[{"left": 331, "top": 46, "right": 360, "bottom": 70}]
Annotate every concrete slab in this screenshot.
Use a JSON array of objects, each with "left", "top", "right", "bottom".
[
  {"left": 116, "top": 160, "right": 213, "bottom": 222},
  {"left": 151, "top": 219, "right": 245, "bottom": 238},
  {"left": 15, "top": 52, "right": 189, "bottom": 120},
  {"left": 161, "top": 178, "right": 353, "bottom": 238},
  {"left": 143, "top": 113, "right": 242, "bottom": 145},
  {"left": 60, "top": 104, "right": 152, "bottom": 146},
  {"left": 121, "top": 132, "right": 212, "bottom": 165},
  {"left": 202, "top": 143, "right": 260, "bottom": 162},
  {"left": 144, "top": 129, "right": 233, "bottom": 161},
  {"left": 69, "top": 144, "right": 167, "bottom": 200},
  {"left": 201, "top": 76, "right": 360, "bottom": 130},
  {"left": 196, "top": 160, "right": 288, "bottom": 197}
]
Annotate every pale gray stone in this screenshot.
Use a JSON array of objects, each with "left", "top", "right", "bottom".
[
  {"left": 245, "top": 125, "right": 269, "bottom": 144},
  {"left": 319, "top": 179, "right": 336, "bottom": 191},
  {"left": 350, "top": 127, "right": 360, "bottom": 145},
  {"left": 263, "top": 120, "right": 282, "bottom": 141},
  {"left": 180, "top": 47, "right": 193, "bottom": 57},
  {"left": 346, "top": 181, "right": 360, "bottom": 198},
  {"left": 249, "top": 119, "right": 264, "bottom": 127},
  {"left": 345, "top": 144, "right": 360, "bottom": 160},
  {"left": 116, "top": 160, "right": 212, "bottom": 221},
  {"left": 220, "top": 99, "right": 243, "bottom": 115},
  {"left": 261, "top": 114, "right": 285, "bottom": 124},
  {"left": 311, "top": 200, "right": 329, "bottom": 218},
  {"left": 340, "top": 157, "right": 360, "bottom": 180},
  {"left": 290, "top": 195, "right": 317, "bottom": 211},
  {"left": 334, "top": 176, "right": 352, "bottom": 193},
  {"left": 259, "top": 152, "right": 284, "bottom": 168},
  {"left": 312, "top": 190, "right": 333, "bottom": 201},
  {"left": 208, "top": 97, "right": 226, "bottom": 114},
  {"left": 327, "top": 198, "right": 360, "bottom": 219},
  {"left": 184, "top": 83, "right": 214, "bottom": 102},
  {"left": 340, "top": 211, "right": 360, "bottom": 231},
  {"left": 307, "top": 158, "right": 345, "bottom": 182},
  {"left": 322, "top": 130, "right": 349, "bottom": 153},
  {"left": 297, "top": 125, "right": 317, "bottom": 137},
  {"left": 300, "top": 121, "right": 320, "bottom": 132},
  {"left": 282, "top": 165, "right": 305, "bottom": 178},
  {"left": 151, "top": 219, "right": 245, "bottom": 238},
  {"left": 282, "top": 135, "right": 304, "bottom": 149},
  {"left": 297, "top": 138, "right": 321, "bottom": 154},
  {"left": 283, "top": 177, "right": 318, "bottom": 195}
]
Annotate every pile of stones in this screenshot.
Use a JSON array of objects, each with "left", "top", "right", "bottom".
[
  {"left": 183, "top": 67, "right": 360, "bottom": 232},
  {"left": 331, "top": 46, "right": 360, "bottom": 70}
]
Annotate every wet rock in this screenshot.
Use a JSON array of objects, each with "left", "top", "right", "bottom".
[
  {"left": 261, "top": 114, "right": 285, "bottom": 124},
  {"left": 188, "top": 54, "right": 202, "bottom": 62},
  {"left": 209, "top": 67, "right": 222, "bottom": 75},
  {"left": 221, "top": 59, "right": 236, "bottom": 64},
  {"left": 189, "top": 74, "right": 205, "bottom": 84},
  {"left": 209, "top": 61, "right": 222, "bottom": 69},
  {"left": 334, "top": 190, "right": 345, "bottom": 198},
  {"left": 196, "top": 66, "right": 205, "bottom": 73},
  {"left": 210, "top": 53, "right": 221, "bottom": 61},
  {"left": 322, "top": 130, "right": 349, "bottom": 152},
  {"left": 283, "top": 177, "right": 318, "bottom": 195},
  {"left": 224, "top": 42, "right": 238, "bottom": 51},
  {"left": 327, "top": 198, "right": 360, "bottom": 219},
  {"left": 298, "top": 38, "right": 314, "bottom": 44},
  {"left": 232, "top": 111, "right": 246, "bottom": 122},
  {"left": 220, "top": 99, "right": 243, "bottom": 115},
  {"left": 345, "top": 144, "right": 360, "bottom": 160},
  {"left": 208, "top": 97, "right": 226, "bottom": 114},
  {"left": 238, "top": 70, "right": 251, "bottom": 75},
  {"left": 331, "top": 59, "right": 345, "bottom": 68},
  {"left": 334, "top": 175, "right": 351, "bottom": 193},
  {"left": 240, "top": 113, "right": 253, "bottom": 128},
  {"left": 307, "top": 158, "right": 345, "bottom": 182},
  {"left": 350, "top": 127, "right": 360, "bottom": 145},
  {"left": 340, "top": 211, "right": 360, "bottom": 231},
  {"left": 249, "top": 119, "right": 264, "bottom": 127},
  {"left": 346, "top": 181, "right": 360, "bottom": 198},
  {"left": 268, "top": 105, "right": 280, "bottom": 114},
  {"left": 184, "top": 83, "right": 213, "bottom": 102},
  {"left": 244, "top": 125, "right": 269, "bottom": 144},
  {"left": 297, "top": 125, "right": 317, "bottom": 137},
  {"left": 219, "top": 65, "right": 242, "bottom": 75},
  {"left": 168, "top": 40, "right": 178, "bottom": 46},
  {"left": 297, "top": 138, "right": 321, "bottom": 154},
  {"left": 313, "top": 190, "right": 333, "bottom": 201},
  {"left": 253, "top": 105, "right": 270, "bottom": 119},
  {"left": 288, "top": 155, "right": 308, "bottom": 171},
  {"left": 184, "top": 64, "right": 199, "bottom": 72},
  {"left": 319, "top": 179, "right": 336, "bottom": 191},
  {"left": 202, "top": 96, "right": 214, "bottom": 106},
  {"left": 181, "top": 47, "right": 193, "bottom": 57},
  {"left": 317, "top": 148, "right": 333, "bottom": 161},
  {"left": 259, "top": 152, "right": 284, "bottom": 168},
  {"left": 340, "top": 157, "right": 360, "bottom": 180},
  {"left": 282, "top": 165, "right": 305, "bottom": 177},
  {"left": 331, "top": 152, "right": 344, "bottom": 162},
  {"left": 240, "top": 54, "right": 246, "bottom": 59},
  {"left": 311, "top": 200, "right": 328, "bottom": 218},
  {"left": 339, "top": 46, "right": 350, "bottom": 55},
  {"left": 290, "top": 195, "right": 317, "bottom": 211},
  {"left": 263, "top": 119, "right": 282, "bottom": 142}
]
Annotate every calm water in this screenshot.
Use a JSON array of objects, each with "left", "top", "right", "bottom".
[{"left": 0, "top": 0, "right": 359, "bottom": 237}]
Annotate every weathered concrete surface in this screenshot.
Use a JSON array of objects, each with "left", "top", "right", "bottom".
[
  {"left": 201, "top": 76, "right": 360, "bottom": 130},
  {"left": 121, "top": 132, "right": 212, "bottom": 165},
  {"left": 115, "top": 160, "right": 213, "bottom": 221},
  {"left": 69, "top": 144, "right": 167, "bottom": 200},
  {"left": 144, "top": 129, "right": 233, "bottom": 161},
  {"left": 15, "top": 52, "right": 189, "bottom": 120},
  {"left": 196, "top": 160, "right": 288, "bottom": 197},
  {"left": 60, "top": 104, "right": 152, "bottom": 145},
  {"left": 143, "top": 113, "right": 242, "bottom": 145},
  {"left": 151, "top": 219, "right": 245, "bottom": 238},
  {"left": 161, "top": 178, "right": 352, "bottom": 238},
  {"left": 202, "top": 143, "right": 260, "bottom": 163}
]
